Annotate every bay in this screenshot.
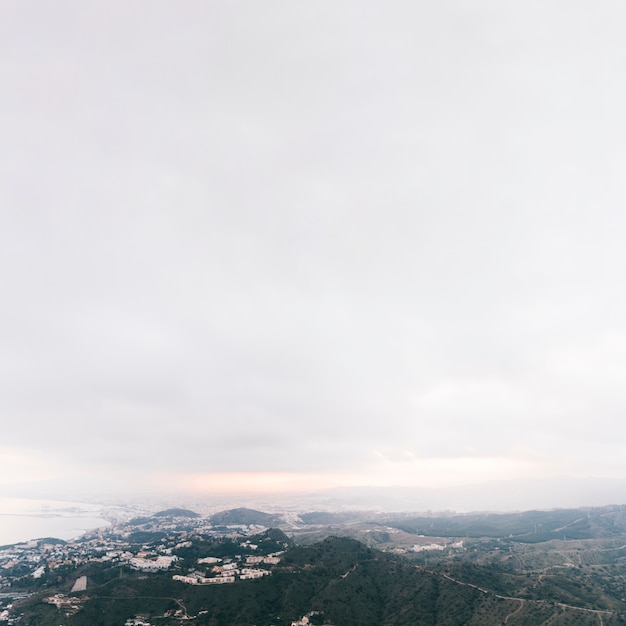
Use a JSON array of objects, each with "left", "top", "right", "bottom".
[{"left": 0, "top": 497, "right": 109, "bottom": 546}]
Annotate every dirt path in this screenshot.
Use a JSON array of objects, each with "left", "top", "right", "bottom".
[
  {"left": 429, "top": 567, "right": 616, "bottom": 623},
  {"left": 174, "top": 597, "right": 190, "bottom": 618},
  {"left": 503, "top": 598, "right": 524, "bottom": 623}
]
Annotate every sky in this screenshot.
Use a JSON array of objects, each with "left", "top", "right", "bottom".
[{"left": 2, "top": 1, "right": 626, "bottom": 509}]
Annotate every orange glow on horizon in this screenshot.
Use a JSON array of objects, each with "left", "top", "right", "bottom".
[
  {"left": 173, "top": 471, "right": 345, "bottom": 494},
  {"left": 159, "top": 455, "right": 554, "bottom": 495}
]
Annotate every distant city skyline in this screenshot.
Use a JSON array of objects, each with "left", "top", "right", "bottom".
[{"left": 2, "top": 1, "right": 626, "bottom": 510}]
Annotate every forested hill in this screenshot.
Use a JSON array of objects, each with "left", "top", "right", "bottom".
[
  {"left": 15, "top": 534, "right": 617, "bottom": 625},
  {"left": 207, "top": 507, "right": 281, "bottom": 526},
  {"left": 387, "top": 504, "right": 626, "bottom": 542},
  {"left": 153, "top": 508, "right": 199, "bottom": 518}
]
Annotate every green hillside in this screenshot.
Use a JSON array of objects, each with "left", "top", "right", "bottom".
[
  {"left": 208, "top": 507, "right": 281, "bottom": 527},
  {"left": 16, "top": 534, "right": 624, "bottom": 625},
  {"left": 389, "top": 505, "right": 626, "bottom": 542}
]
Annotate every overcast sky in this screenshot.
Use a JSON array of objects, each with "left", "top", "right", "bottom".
[{"left": 2, "top": 1, "right": 626, "bottom": 506}]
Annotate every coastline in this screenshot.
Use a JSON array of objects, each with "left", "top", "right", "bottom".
[{"left": 0, "top": 497, "right": 110, "bottom": 546}]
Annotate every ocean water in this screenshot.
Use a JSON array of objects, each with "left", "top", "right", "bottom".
[{"left": 0, "top": 497, "right": 109, "bottom": 546}]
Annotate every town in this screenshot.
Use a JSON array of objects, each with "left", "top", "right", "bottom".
[{"left": 0, "top": 508, "right": 291, "bottom": 624}]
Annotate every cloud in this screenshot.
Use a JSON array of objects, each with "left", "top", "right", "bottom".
[{"left": 2, "top": 1, "right": 626, "bottom": 506}]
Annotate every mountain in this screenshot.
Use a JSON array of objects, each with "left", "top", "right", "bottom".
[
  {"left": 208, "top": 507, "right": 280, "bottom": 526},
  {"left": 386, "top": 504, "right": 626, "bottom": 541},
  {"left": 153, "top": 508, "right": 200, "bottom": 518}
]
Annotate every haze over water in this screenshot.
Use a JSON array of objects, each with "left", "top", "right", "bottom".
[{"left": 0, "top": 498, "right": 108, "bottom": 546}]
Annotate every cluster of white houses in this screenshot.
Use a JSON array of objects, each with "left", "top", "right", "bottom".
[
  {"left": 128, "top": 555, "right": 179, "bottom": 572},
  {"left": 172, "top": 552, "right": 282, "bottom": 585},
  {"left": 173, "top": 568, "right": 269, "bottom": 585}
]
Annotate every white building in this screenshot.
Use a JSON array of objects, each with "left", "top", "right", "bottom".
[{"left": 198, "top": 556, "right": 222, "bottom": 564}]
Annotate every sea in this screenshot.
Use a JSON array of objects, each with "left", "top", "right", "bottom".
[{"left": 0, "top": 497, "right": 109, "bottom": 546}]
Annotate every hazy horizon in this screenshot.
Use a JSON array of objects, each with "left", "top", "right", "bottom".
[{"left": 2, "top": 1, "right": 626, "bottom": 511}]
